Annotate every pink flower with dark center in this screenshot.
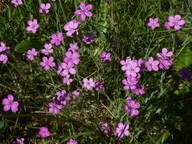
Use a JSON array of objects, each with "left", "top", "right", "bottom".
[
  {"left": 145, "top": 57, "right": 159, "bottom": 71},
  {"left": 66, "top": 139, "right": 77, "bottom": 144},
  {"left": 41, "top": 43, "right": 53, "bottom": 55},
  {"left": 168, "top": 15, "right": 185, "bottom": 30},
  {"left": 134, "top": 84, "right": 145, "bottom": 95},
  {"left": 0, "top": 54, "right": 8, "bottom": 64},
  {"left": 124, "top": 97, "right": 140, "bottom": 117},
  {"left": 56, "top": 90, "right": 71, "bottom": 106},
  {"left": 114, "top": 123, "right": 130, "bottom": 138},
  {"left": 68, "top": 43, "right": 79, "bottom": 52},
  {"left": 50, "top": 32, "right": 64, "bottom": 46},
  {"left": 64, "top": 20, "right": 81, "bottom": 37},
  {"left": 74, "top": 2, "right": 93, "bottom": 21},
  {"left": 27, "top": 48, "right": 38, "bottom": 61},
  {"left": 0, "top": 42, "right": 10, "bottom": 53},
  {"left": 62, "top": 75, "right": 73, "bottom": 85},
  {"left": 83, "top": 78, "right": 95, "bottom": 90},
  {"left": 71, "top": 90, "right": 80, "bottom": 98},
  {"left": 100, "top": 52, "right": 112, "bottom": 63},
  {"left": 2, "top": 94, "right": 19, "bottom": 112},
  {"left": 38, "top": 127, "right": 51, "bottom": 138},
  {"left": 64, "top": 51, "right": 80, "bottom": 67},
  {"left": 94, "top": 81, "right": 104, "bottom": 91},
  {"left": 82, "top": 33, "right": 95, "bottom": 44},
  {"left": 147, "top": 18, "right": 160, "bottom": 30},
  {"left": 40, "top": 56, "right": 56, "bottom": 71},
  {"left": 48, "top": 102, "right": 63, "bottom": 114},
  {"left": 156, "top": 48, "right": 173, "bottom": 59},
  {"left": 26, "top": 19, "right": 39, "bottom": 33},
  {"left": 11, "top": 0, "right": 23, "bottom": 7},
  {"left": 39, "top": 3, "right": 51, "bottom": 14},
  {"left": 57, "top": 62, "right": 76, "bottom": 77},
  {"left": 100, "top": 123, "right": 110, "bottom": 134}
]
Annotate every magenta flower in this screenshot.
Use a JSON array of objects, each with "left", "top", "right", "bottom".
[
  {"left": 38, "top": 127, "right": 51, "bottom": 138},
  {"left": 11, "top": 0, "right": 23, "bottom": 7},
  {"left": 124, "top": 97, "right": 140, "bottom": 116},
  {"left": 0, "top": 54, "right": 8, "bottom": 64},
  {"left": 64, "top": 20, "right": 81, "bottom": 37},
  {"left": 120, "top": 57, "right": 132, "bottom": 71},
  {"left": 50, "top": 32, "right": 64, "bottom": 46},
  {"left": 74, "top": 2, "right": 93, "bottom": 21},
  {"left": 26, "top": 19, "right": 39, "bottom": 33},
  {"left": 41, "top": 43, "right": 53, "bottom": 55},
  {"left": 12, "top": 138, "right": 24, "bottom": 144},
  {"left": 100, "top": 123, "right": 110, "bottom": 134},
  {"left": 62, "top": 75, "right": 73, "bottom": 85},
  {"left": 64, "top": 51, "right": 80, "bottom": 67},
  {"left": 56, "top": 90, "right": 71, "bottom": 106},
  {"left": 159, "top": 58, "right": 172, "bottom": 70},
  {"left": 26, "top": 48, "right": 38, "bottom": 61},
  {"left": 145, "top": 57, "right": 159, "bottom": 71},
  {"left": 51, "top": 0, "right": 56, "bottom": 2},
  {"left": 100, "top": 52, "right": 112, "bottom": 63},
  {"left": 66, "top": 139, "right": 77, "bottom": 144},
  {"left": 57, "top": 62, "right": 76, "bottom": 77},
  {"left": 94, "top": 81, "right": 104, "bottom": 91},
  {"left": 134, "top": 84, "right": 145, "bottom": 95},
  {"left": 82, "top": 33, "right": 95, "bottom": 44},
  {"left": 156, "top": 48, "right": 173, "bottom": 59},
  {"left": 164, "top": 22, "right": 171, "bottom": 30},
  {"left": 122, "top": 76, "right": 137, "bottom": 91},
  {"left": 168, "top": 15, "right": 185, "bottom": 30},
  {"left": 114, "top": 123, "right": 130, "bottom": 138},
  {"left": 147, "top": 18, "right": 160, "bottom": 30},
  {"left": 83, "top": 78, "right": 95, "bottom": 90},
  {"left": 2, "top": 94, "right": 19, "bottom": 112},
  {"left": 68, "top": 43, "right": 79, "bottom": 52},
  {"left": 48, "top": 102, "right": 63, "bottom": 114},
  {"left": 40, "top": 56, "right": 56, "bottom": 71},
  {"left": 39, "top": 3, "right": 51, "bottom": 14},
  {"left": 178, "top": 67, "right": 192, "bottom": 82},
  {"left": 0, "top": 42, "right": 10, "bottom": 53},
  {"left": 125, "top": 62, "right": 140, "bottom": 77},
  {"left": 71, "top": 90, "right": 80, "bottom": 98}
]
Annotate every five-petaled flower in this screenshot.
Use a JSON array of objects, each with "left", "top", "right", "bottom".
[
  {"left": 27, "top": 48, "right": 38, "bottom": 61},
  {"left": 83, "top": 78, "right": 95, "bottom": 90},
  {"left": 147, "top": 18, "right": 160, "bottom": 30},
  {"left": 100, "top": 52, "right": 112, "bottom": 63},
  {"left": 50, "top": 32, "right": 64, "bottom": 46},
  {"left": 26, "top": 19, "right": 39, "bottom": 33},
  {"left": 48, "top": 102, "right": 63, "bottom": 114},
  {"left": 38, "top": 127, "right": 51, "bottom": 138},
  {"left": 64, "top": 51, "right": 80, "bottom": 67},
  {"left": 40, "top": 56, "right": 56, "bottom": 71},
  {"left": 114, "top": 123, "right": 130, "bottom": 138},
  {"left": 39, "top": 3, "right": 51, "bottom": 14},
  {"left": 74, "top": 2, "right": 93, "bottom": 21},
  {"left": 2, "top": 94, "right": 19, "bottom": 112},
  {"left": 82, "top": 33, "right": 95, "bottom": 44},
  {"left": 64, "top": 20, "right": 81, "bottom": 37},
  {"left": 168, "top": 14, "right": 185, "bottom": 30},
  {"left": 145, "top": 57, "right": 159, "bottom": 71},
  {"left": 11, "top": 0, "right": 23, "bottom": 7},
  {"left": 41, "top": 43, "right": 53, "bottom": 55}
]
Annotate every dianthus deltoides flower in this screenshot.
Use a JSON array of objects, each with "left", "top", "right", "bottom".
[
  {"left": 145, "top": 57, "right": 159, "bottom": 71},
  {"left": 94, "top": 81, "right": 104, "bottom": 91},
  {"left": 100, "top": 52, "right": 112, "bottom": 63},
  {"left": 114, "top": 123, "right": 130, "bottom": 138},
  {"left": 38, "top": 127, "right": 50, "bottom": 138},
  {"left": 57, "top": 62, "right": 76, "bottom": 77},
  {"left": 66, "top": 139, "right": 77, "bottom": 144},
  {"left": 0, "top": 54, "right": 8, "bottom": 64},
  {"left": 62, "top": 75, "right": 73, "bottom": 86},
  {"left": 40, "top": 56, "right": 56, "bottom": 71},
  {"left": 27, "top": 48, "right": 38, "bottom": 61},
  {"left": 100, "top": 123, "right": 110, "bottom": 134},
  {"left": 124, "top": 97, "right": 140, "bottom": 117},
  {"left": 48, "top": 101, "right": 63, "bottom": 114},
  {"left": 71, "top": 90, "right": 80, "bottom": 98},
  {"left": 83, "top": 78, "right": 95, "bottom": 90},
  {"left": 11, "top": 0, "right": 23, "bottom": 7},
  {"left": 147, "top": 18, "right": 160, "bottom": 30},
  {"left": 64, "top": 51, "right": 80, "bottom": 67},
  {"left": 168, "top": 14, "right": 185, "bottom": 30},
  {"left": 39, "top": 3, "right": 51, "bottom": 14},
  {"left": 2, "top": 94, "right": 19, "bottom": 112},
  {"left": 74, "top": 2, "right": 93, "bottom": 21},
  {"left": 82, "top": 33, "right": 95, "bottom": 44},
  {"left": 41, "top": 43, "right": 53, "bottom": 55},
  {"left": 178, "top": 67, "right": 192, "bottom": 82},
  {"left": 56, "top": 90, "right": 71, "bottom": 106},
  {"left": 0, "top": 42, "right": 10, "bottom": 53},
  {"left": 50, "top": 32, "right": 64, "bottom": 46},
  {"left": 26, "top": 19, "right": 39, "bottom": 33},
  {"left": 12, "top": 137, "right": 24, "bottom": 144},
  {"left": 64, "top": 20, "right": 81, "bottom": 37}
]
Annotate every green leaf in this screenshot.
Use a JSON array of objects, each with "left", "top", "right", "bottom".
[
  {"left": 15, "top": 38, "right": 45, "bottom": 53},
  {"left": 0, "top": 118, "right": 4, "bottom": 129}
]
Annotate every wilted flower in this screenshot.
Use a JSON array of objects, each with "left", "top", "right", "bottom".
[
  {"left": 94, "top": 81, "right": 104, "bottom": 91},
  {"left": 12, "top": 138, "right": 24, "bottom": 144},
  {"left": 134, "top": 84, "right": 145, "bottom": 95},
  {"left": 66, "top": 139, "right": 77, "bottom": 144},
  {"left": 178, "top": 67, "right": 192, "bottom": 82}
]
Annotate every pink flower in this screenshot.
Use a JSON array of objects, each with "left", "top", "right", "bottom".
[
  {"left": 0, "top": 42, "right": 10, "bottom": 53},
  {"left": 164, "top": 22, "right": 171, "bottom": 30},
  {"left": 147, "top": 18, "right": 160, "bottom": 30},
  {"left": 50, "top": 32, "right": 64, "bottom": 46},
  {"left": 156, "top": 48, "right": 173, "bottom": 59},
  {"left": 26, "top": 19, "right": 39, "bottom": 33},
  {"left": 38, "top": 127, "right": 51, "bottom": 138},
  {"left": 64, "top": 51, "right": 80, "bottom": 67},
  {"left": 114, "top": 123, "right": 130, "bottom": 138},
  {"left": 122, "top": 76, "right": 137, "bottom": 91},
  {"left": 57, "top": 62, "right": 76, "bottom": 77},
  {"left": 2, "top": 94, "right": 19, "bottom": 112},
  {"left": 40, "top": 56, "right": 56, "bottom": 71},
  {"left": 12, "top": 138, "right": 24, "bottom": 144},
  {"left": 68, "top": 43, "right": 79, "bottom": 52},
  {"left": 100, "top": 123, "right": 110, "bottom": 134},
  {"left": 64, "top": 20, "right": 81, "bottom": 37},
  {"left": 134, "top": 84, "right": 145, "bottom": 95},
  {"left": 125, "top": 62, "right": 140, "bottom": 77},
  {"left": 56, "top": 90, "right": 71, "bottom": 106},
  {"left": 145, "top": 57, "right": 159, "bottom": 71},
  {"left": 168, "top": 14, "right": 185, "bottom": 30},
  {"left": 71, "top": 90, "right": 80, "bottom": 98},
  {"left": 159, "top": 58, "right": 172, "bottom": 70},
  {"left": 100, "top": 52, "right": 112, "bottom": 63},
  {"left": 0, "top": 54, "right": 8, "bottom": 64},
  {"left": 39, "top": 3, "right": 51, "bottom": 14},
  {"left": 82, "top": 33, "right": 95, "bottom": 44},
  {"left": 62, "top": 75, "right": 73, "bottom": 85},
  {"left": 124, "top": 97, "right": 140, "bottom": 116},
  {"left": 83, "top": 78, "right": 95, "bottom": 90},
  {"left": 74, "top": 2, "right": 93, "bottom": 21},
  {"left": 66, "top": 139, "right": 77, "bottom": 144},
  {"left": 51, "top": 0, "right": 56, "bottom": 2},
  {"left": 48, "top": 102, "right": 63, "bottom": 114},
  {"left": 120, "top": 57, "right": 132, "bottom": 71},
  {"left": 27, "top": 48, "right": 38, "bottom": 61},
  {"left": 11, "top": 0, "right": 23, "bottom": 7},
  {"left": 41, "top": 43, "right": 53, "bottom": 55}
]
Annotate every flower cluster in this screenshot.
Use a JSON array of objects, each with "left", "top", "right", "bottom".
[
  {"left": 124, "top": 97, "right": 140, "bottom": 117},
  {"left": 0, "top": 42, "right": 9, "bottom": 64},
  {"left": 178, "top": 67, "right": 192, "bottom": 82},
  {"left": 147, "top": 15, "right": 185, "bottom": 30}
]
